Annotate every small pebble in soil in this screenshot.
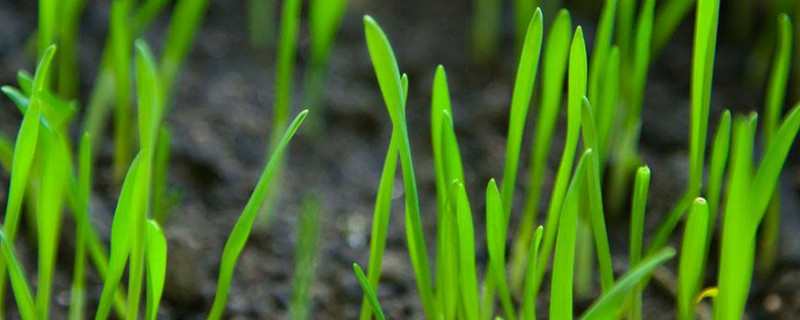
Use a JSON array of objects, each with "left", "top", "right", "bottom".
[{"left": 764, "top": 293, "right": 783, "bottom": 313}]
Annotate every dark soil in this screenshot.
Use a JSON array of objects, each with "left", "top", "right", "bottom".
[{"left": 1, "top": 0, "right": 800, "bottom": 319}]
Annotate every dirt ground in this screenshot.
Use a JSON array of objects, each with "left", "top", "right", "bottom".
[{"left": 1, "top": 0, "right": 800, "bottom": 319}]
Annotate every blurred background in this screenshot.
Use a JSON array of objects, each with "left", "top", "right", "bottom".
[{"left": 1, "top": 0, "right": 800, "bottom": 318}]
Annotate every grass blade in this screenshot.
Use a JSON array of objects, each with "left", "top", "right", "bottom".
[
  {"left": 160, "top": 0, "right": 211, "bottom": 103},
  {"left": 628, "top": 166, "right": 650, "bottom": 320},
  {"left": 677, "top": 198, "right": 709, "bottom": 320},
  {"left": 522, "top": 226, "right": 544, "bottom": 320},
  {"left": 512, "top": 9, "right": 571, "bottom": 290},
  {"left": 364, "top": 16, "right": 437, "bottom": 319},
  {"left": 270, "top": 0, "right": 302, "bottom": 147},
  {"left": 68, "top": 134, "right": 92, "bottom": 320},
  {"left": 0, "top": 231, "right": 36, "bottom": 320},
  {"left": 486, "top": 179, "right": 515, "bottom": 320},
  {"left": 289, "top": 195, "right": 322, "bottom": 320},
  {"left": 456, "top": 183, "right": 480, "bottom": 320},
  {"left": 549, "top": 150, "right": 591, "bottom": 320},
  {"left": 207, "top": 110, "right": 307, "bottom": 320}
]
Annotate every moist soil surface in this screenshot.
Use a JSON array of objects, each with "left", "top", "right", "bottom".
[{"left": 1, "top": 0, "right": 800, "bottom": 319}]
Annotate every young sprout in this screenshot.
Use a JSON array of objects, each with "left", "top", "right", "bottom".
[
  {"left": 628, "top": 166, "right": 650, "bottom": 320},
  {"left": 289, "top": 195, "right": 322, "bottom": 320},
  {"left": 456, "top": 183, "right": 480, "bottom": 320},
  {"left": 207, "top": 110, "right": 308, "bottom": 320},
  {"left": 145, "top": 220, "right": 167, "bottom": 320},
  {"left": 68, "top": 134, "right": 92, "bottom": 320},
  {"left": 354, "top": 263, "right": 387, "bottom": 320}
]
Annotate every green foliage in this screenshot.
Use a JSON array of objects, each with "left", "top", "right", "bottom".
[
  {"left": 627, "top": 166, "right": 650, "bottom": 320},
  {"left": 145, "top": 220, "right": 167, "bottom": 320},
  {"left": 208, "top": 110, "right": 308, "bottom": 320},
  {"left": 289, "top": 195, "right": 322, "bottom": 320},
  {"left": 271, "top": 0, "right": 302, "bottom": 147},
  {"left": 354, "top": 263, "right": 387, "bottom": 320}
]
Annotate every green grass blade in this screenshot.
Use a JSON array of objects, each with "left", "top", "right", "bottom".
[
  {"left": 145, "top": 220, "right": 167, "bottom": 320},
  {"left": 310, "top": 0, "right": 347, "bottom": 66},
  {"left": 354, "top": 263, "right": 387, "bottom": 320},
  {"left": 486, "top": 179, "right": 516, "bottom": 320},
  {"left": 513, "top": 0, "right": 537, "bottom": 54},
  {"left": 0, "top": 45, "right": 54, "bottom": 316},
  {"left": 512, "top": 9, "right": 571, "bottom": 290},
  {"left": 522, "top": 226, "right": 544, "bottom": 320},
  {"left": 597, "top": 46, "right": 620, "bottom": 161},
  {"left": 94, "top": 153, "right": 142, "bottom": 320},
  {"left": 432, "top": 66, "right": 456, "bottom": 227},
  {"left": 68, "top": 134, "right": 92, "bottom": 320},
  {"left": 456, "top": 183, "right": 480, "bottom": 320},
  {"left": 207, "top": 110, "right": 307, "bottom": 320},
  {"left": 364, "top": 16, "right": 437, "bottom": 319},
  {"left": 706, "top": 110, "right": 730, "bottom": 245},
  {"left": 34, "top": 131, "right": 69, "bottom": 320},
  {"left": 580, "top": 105, "right": 614, "bottom": 293},
  {"left": 152, "top": 127, "right": 172, "bottom": 223},
  {"left": 713, "top": 115, "right": 755, "bottom": 320},
  {"left": 289, "top": 195, "right": 322, "bottom": 320},
  {"left": 0, "top": 231, "right": 37, "bottom": 320},
  {"left": 549, "top": 150, "right": 591, "bottom": 320},
  {"left": 628, "top": 166, "right": 650, "bottom": 320},
  {"left": 470, "top": 0, "right": 501, "bottom": 61},
  {"left": 132, "top": 0, "right": 169, "bottom": 35},
  {"left": 500, "top": 8, "right": 543, "bottom": 220},
  {"left": 580, "top": 248, "right": 677, "bottom": 320},
  {"left": 38, "top": 0, "right": 57, "bottom": 57},
  {"left": 677, "top": 198, "right": 709, "bottom": 320},
  {"left": 534, "top": 26, "right": 586, "bottom": 296},
  {"left": 626, "top": 0, "right": 655, "bottom": 131}
]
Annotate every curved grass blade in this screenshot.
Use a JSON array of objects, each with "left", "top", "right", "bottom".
[
  {"left": 0, "top": 231, "right": 36, "bottom": 320},
  {"left": 512, "top": 9, "right": 572, "bottom": 289},
  {"left": 580, "top": 247, "right": 676, "bottom": 320},
  {"left": 549, "top": 150, "right": 591, "bottom": 320},
  {"left": 500, "top": 8, "right": 543, "bottom": 220},
  {"left": 207, "top": 110, "right": 307, "bottom": 320},
  {"left": 628, "top": 166, "right": 650, "bottom": 320},
  {"left": 706, "top": 110, "right": 730, "bottom": 245},
  {"left": 363, "top": 16, "right": 437, "bottom": 319},
  {"left": 354, "top": 263, "right": 387, "bottom": 320},
  {"left": 534, "top": 26, "right": 587, "bottom": 296},
  {"left": 145, "top": 220, "right": 167, "bottom": 320},
  {"left": 0, "top": 45, "right": 54, "bottom": 316},
  {"left": 678, "top": 198, "right": 709, "bottom": 320},
  {"left": 486, "top": 179, "right": 515, "bottom": 320},
  {"left": 521, "top": 226, "right": 544, "bottom": 320}
]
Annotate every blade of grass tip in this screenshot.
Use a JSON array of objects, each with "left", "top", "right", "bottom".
[
  {"left": 111, "top": 0, "right": 133, "bottom": 181},
  {"left": 549, "top": 150, "right": 591, "bottom": 320},
  {"left": 207, "top": 110, "right": 307, "bottom": 320},
  {"left": 597, "top": 46, "right": 620, "bottom": 162},
  {"left": 534, "top": 26, "right": 586, "bottom": 296},
  {"left": 713, "top": 115, "right": 755, "bottom": 320},
  {"left": 354, "top": 263, "right": 387, "bottom": 320},
  {"left": 35, "top": 130, "right": 70, "bottom": 320},
  {"left": 456, "top": 183, "right": 480, "bottom": 320},
  {"left": 289, "top": 195, "right": 322, "bottom": 320},
  {"left": 759, "top": 13, "right": 792, "bottom": 275},
  {"left": 512, "top": 9, "right": 571, "bottom": 291},
  {"left": 359, "top": 133, "right": 399, "bottom": 320},
  {"left": 270, "top": 0, "right": 302, "bottom": 148},
  {"left": 500, "top": 8, "right": 543, "bottom": 221},
  {"left": 0, "top": 230, "right": 37, "bottom": 320},
  {"left": 579, "top": 247, "right": 677, "bottom": 320},
  {"left": 160, "top": 0, "right": 211, "bottom": 104},
  {"left": 588, "top": 0, "right": 618, "bottom": 108},
  {"left": 0, "top": 45, "right": 54, "bottom": 316},
  {"left": 68, "top": 134, "right": 92, "bottom": 320},
  {"left": 432, "top": 66, "right": 453, "bottom": 235},
  {"left": 363, "top": 16, "right": 437, "bottom": 319},
  {"left": 486, "top": 179, "right": 516, "bottom": 320},
  {"left": 144, "top": 220, "right": 167, "bottom": 320},
  {"left": 677, "top": 198, "right": 709, "bottom": 320},
  {"left": 580, "top": 101, "right": 614, "bottom": 293},
  {"left": 94, "top": 154, "right": 143, "bottom": 320},
  {"left": 521, "top": 226, "right": 544, "bottom": 320},
  {"left": 652, "top": 0, "right": 695, "bottom": 56},
  {"left": 627, "top": 166, "right": 650, "bottom": 320}
]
